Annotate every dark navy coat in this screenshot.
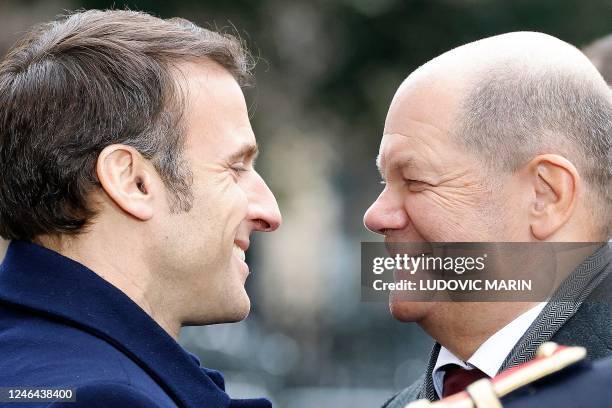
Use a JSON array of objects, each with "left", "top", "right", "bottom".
[
  {"left": 502, "top": 355, "right": 612, "bottom": 407},
  {"left": 0, "top": 240, "right": 272, "bottom": 408}
]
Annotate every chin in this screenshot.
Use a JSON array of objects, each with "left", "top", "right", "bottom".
[
  {"left": 188, "top": 289, "right": 251, "bottom": 325},
  {"left": 389, "top": 299, "right": 433, "bottom": 322},
  {"left": 217, "top": 290, "right": 251, "bottom": 323},
  {"left": 225, "top": 296, "right": 251, "bottom": 322}
]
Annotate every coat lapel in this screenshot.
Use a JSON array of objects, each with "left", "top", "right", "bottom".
[
  {"left": 501, "top": 242, "right": 612, "bottom": 371},
  {"left": 0, "top": 241, "right": 236, "bottom": 408},
  {"left": 421, "top": 343, "right": 440, "bottom": 400},
  {"left": 399, "top": 242, "right": 611, "bottom": 405}
]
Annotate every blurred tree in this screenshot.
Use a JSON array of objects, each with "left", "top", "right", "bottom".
[{"left": 1, "top": 1, "right": 611, "bottom": 406}]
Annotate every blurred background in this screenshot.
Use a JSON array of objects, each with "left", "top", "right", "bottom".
[{"left": 0, "top": 1, "right": 610, "bottom": 406}]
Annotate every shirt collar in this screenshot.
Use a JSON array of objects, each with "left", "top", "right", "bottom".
[
  {"left": 0, "top": 240, "right": 267, "bottom": 408},
  {"left": 432, "top": 302, "right": 546, "bottom": 398}
]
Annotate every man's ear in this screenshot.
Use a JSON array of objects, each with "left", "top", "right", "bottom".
[
  {"left": 527, "top": 154, "right": 579, "bottom": 240},
  {"left": 96, "top": 144, "right": 155, "bottom": 221}
]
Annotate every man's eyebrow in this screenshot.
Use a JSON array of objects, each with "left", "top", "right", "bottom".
[
  {"left": 376, "top": 153, "right": 385, "bottom": 178},
  {"left": 377, "top": 154, "right": 413, "bottom": 179},
  {"left": 227, "top": 143, "right": 259, "bottom": 163}
]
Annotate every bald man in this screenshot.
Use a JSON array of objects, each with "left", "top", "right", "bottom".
[{"left": 363, "top": 32, "right": 612, "bottom": 406}]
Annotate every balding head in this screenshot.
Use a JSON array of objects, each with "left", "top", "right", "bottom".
[
  {"left": 386, "top": 32, "right": 611, "bottom": 237},
  {"left": 365, "top": 31, "right": 610, "bottom": 340}
]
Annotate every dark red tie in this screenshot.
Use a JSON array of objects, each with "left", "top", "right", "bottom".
[{"left": 442, "top": 365, "right": 489, "bottom": 398}]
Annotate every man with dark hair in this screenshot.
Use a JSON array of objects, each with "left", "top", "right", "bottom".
[
  {"left": 363, "top": 32, "right": 611, "bottom": 406},
  {"left": 0, "top": 9, "right": 280, "bottom": 408}
]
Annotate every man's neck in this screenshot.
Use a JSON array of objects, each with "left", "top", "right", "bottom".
[
  {"left": 419, "top": 242, "right": 604, "bottom": 359},
  {"left": 35, "top": 234, "right": 182, "bottom": 340},
  {"left": 420, "top": 301, "right": 539, "bottom": 361}
]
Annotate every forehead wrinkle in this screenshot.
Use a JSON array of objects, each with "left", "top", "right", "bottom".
[
  {"left": 384, "top": 117, "right": 451, "bottom": 140},
  {"left": 383, "top": 122, "right": 458, "bottom": 171}
]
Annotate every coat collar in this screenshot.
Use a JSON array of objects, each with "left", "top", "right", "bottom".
[
  {"left": 421, "top": 242, "right": 612, "bottom": 402},
  {"left": 0, "top": 240, "right": 270, "bottom": 408},
  {"left": 501, "top": 242, "right": 611, "bottom": 371}
]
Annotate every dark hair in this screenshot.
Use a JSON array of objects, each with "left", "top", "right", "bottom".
[{"left": 0, "top": 9, "right": 253, "bottom": 240}]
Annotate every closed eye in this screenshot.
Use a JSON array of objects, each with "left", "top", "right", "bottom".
[
  {"left": 405, "top": 179, "right": 429, "bottom": 191},
  {"left": 231, "top": 165, "right": 247, "bottom": 172},
  {"left": 230, "top": 163, "right": 249, "bottom": 177}
]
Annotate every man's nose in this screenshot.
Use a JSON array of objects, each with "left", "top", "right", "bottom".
[
  {"left": 247, "top": 172, "right": 282, "bottom": 232},
  {"left": 363, "top": 188, "right": 409, "bottom": 235}
]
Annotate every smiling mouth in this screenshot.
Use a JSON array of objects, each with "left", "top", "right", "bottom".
[{"left": 233, "top": 243, "right": 246, "bottom": 262}]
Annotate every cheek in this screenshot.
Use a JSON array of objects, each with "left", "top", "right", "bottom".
[
  {"left": 403, "top": 195, "right": 448, "bottom": 240},
  {"left": 404, "top": 189, "right": 491, "bottom": 240},
  {"left": 224, "top": 182, "right": 249, "bottom": 220},
  {"left": 187, "top": 181, "right": 249, "bottom": 239},
  {"left": 206, "top": 176, "right": 249, "bottom": 212}
]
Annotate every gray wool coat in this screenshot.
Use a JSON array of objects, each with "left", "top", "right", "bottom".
[{"left": 382, "top": 243, "right": 612, "bottom": 408}]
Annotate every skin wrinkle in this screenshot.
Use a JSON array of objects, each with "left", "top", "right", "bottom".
[
  {"left": 383, "top": 117, "right": 467, "bottom": 178},
  {"left": 365, "top": 32, "right": 610, "bottom": 360},
  {"left": 36, "top": 61, "right": 281, "bottom": 339}
]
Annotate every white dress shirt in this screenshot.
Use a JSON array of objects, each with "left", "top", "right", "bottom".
[{"left": 432, "top": 302, "right": 547, "bottom": 398}]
